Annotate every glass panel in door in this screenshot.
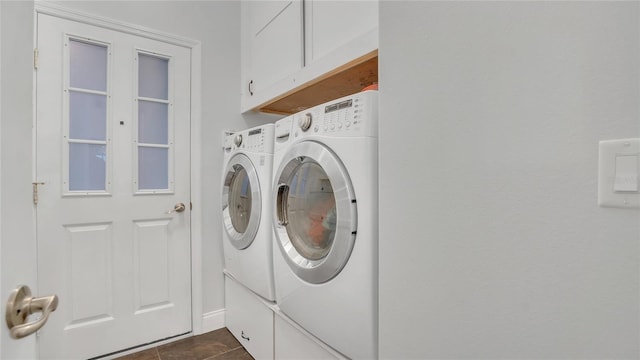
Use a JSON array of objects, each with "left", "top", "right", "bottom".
[
  {"left": 138, "top": 54, "right": 169, "bottom": 100},
  {"left": 138, "top": 147, "right": 169, "bottom": 189},
  {"left": 136, "top": 53, "right": 171, "bottom": 191},
  {"left": 67, "top": 39, "right": 109, "bottom": 193},
  {"left": 69, "top": 92, "right": 107, "bottom": 141},
  {"left": 69, "top": 40, "right": 108, "bottom": 91},
  {"left": 69, "top": 143, "right": 107, "bottom": 191}
]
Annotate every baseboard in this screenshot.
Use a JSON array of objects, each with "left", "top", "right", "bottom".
[{"left": 201, "top": 308, "right": 226, "bottom": 333}]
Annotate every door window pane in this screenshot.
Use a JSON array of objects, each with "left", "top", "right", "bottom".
[
  {"left": 286, "top": 161, "right": 336, "bottom": 260},
  {"left": 138, "top": 100, "right": 168, "bottom": 145},
  {"left": 69, "top": 143, "right": 106, "bottom": 191},
  {"left": 138, "top": 54, "right": 168, "bottom": 100},
  {"left": 69, "top": 91, "right": 107, "bottom": 141},
  {"left": 138, "top": 147, "right": 168, "bottom": 190},
  {"left": 69, "top": 40, "right": 107, "bottom": 91},
  {"left": 228, "top": 167, "right": 252, "bottom": 233}
]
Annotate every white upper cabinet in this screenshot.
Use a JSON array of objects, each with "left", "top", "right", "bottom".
[
  {"left": 241, "top": 0, "right": 378, "bottom": 113},
  {"left": 241, "top": 0, "right": 304, "bottom": 107},
  {"left": 304, "top": 0, "right": 378, "bottom": 65}
]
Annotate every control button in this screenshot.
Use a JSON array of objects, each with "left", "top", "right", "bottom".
[
  {"left": 324, "top": 126, "right": 328, "bottom": 131},
  {"left": 337, "top": 123, "right": 342, "bottom": 129},
  {"left": 330, "top": 124, "right": 335, "bottom": 130},
  {"left": 346, "top": 121, "right": 351, "bottom": 127},
  {"left": 314, "top": 126, "right": 319, "bottom": 133},
  {"left": 299, "top": 113, "right": 312, "bottom": 131},
  {"left": 234, "top": 134, "right": 243, "bottom": 147}
]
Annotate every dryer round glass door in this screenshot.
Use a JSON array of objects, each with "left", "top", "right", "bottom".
[
  {"left": 274, "top": 141, "right": 357, "bottom": 284},
  {"left": 223, "top": 153, "right": 262, "bottom": 250}
]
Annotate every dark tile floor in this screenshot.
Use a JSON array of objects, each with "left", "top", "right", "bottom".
[{"left": 115, "top": 328, "right": 253, "bottom": 360}]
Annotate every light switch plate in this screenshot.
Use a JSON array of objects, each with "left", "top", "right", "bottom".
[{"left": 598, "top": 138, "right": 640, "bottom": 209}]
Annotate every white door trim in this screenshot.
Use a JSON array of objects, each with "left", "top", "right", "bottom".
[
  {"left": 34, "top": 1, "right": 199, "bottom": 47},
  {"left": 33, "top": 1, "right": 204, "bottom": 336},
  {"left": 0, "top": 1, "right": 3, "bottom": 353}
]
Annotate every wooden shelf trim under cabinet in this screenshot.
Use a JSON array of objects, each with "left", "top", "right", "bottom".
[{"left": 255, "top": 50, "right": 378, "bottom": 115}]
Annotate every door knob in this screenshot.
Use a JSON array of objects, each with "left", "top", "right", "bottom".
[
  {"left": 166, "top": 202, "right": 186, "bottom": 214},
  {"left": 5, "top": 285, "right": 58, "bottom": 339}
]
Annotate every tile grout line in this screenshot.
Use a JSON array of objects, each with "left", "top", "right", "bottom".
[
  {"left": 204, "top": 345, "right": 245, "bottom": 360},
  {"left": 154, "top": 346, "right": 162, "bottom": 360}
]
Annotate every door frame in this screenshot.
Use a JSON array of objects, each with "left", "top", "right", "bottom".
[{"left": 34, "top": 0, "right": 204, "bottom": 340}]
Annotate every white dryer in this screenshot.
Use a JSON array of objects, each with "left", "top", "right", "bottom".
[
  {"left": 272, "top": 91, "right": 378, "bottom": 359},
  {"left": 222, "top": 124, "right": 275, "bottom": 301}
]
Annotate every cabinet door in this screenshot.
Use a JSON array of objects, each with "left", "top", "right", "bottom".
[
  {"left": 242, "top": 0, "right": 303, "bottom": 100},
  {"left": 304, "top": 0, "right": 378, "bottom": 64},
  {"left": 225, "top": 276, "right": 274, "bottom": 360}
]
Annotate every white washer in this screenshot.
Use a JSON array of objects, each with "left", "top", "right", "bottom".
[
  {"left": 222, "top": 124, "right": 275, "bottom": 301},
  {"left": 272, "top": 91, "right": 378, "bottom": 359}
]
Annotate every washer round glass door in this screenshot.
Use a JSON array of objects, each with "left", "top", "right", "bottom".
[
  {"left": 273, "top": 141, "right": 357, "bottom": 284},
  {"left": 222, "top": 153, "right": 262, "bottom": 250}
]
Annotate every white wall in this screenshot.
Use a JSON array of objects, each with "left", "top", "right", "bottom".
[
  {"left": 0, "top": 1, "right": 38, "bottom": 358},
  {"left": 379, "top": 1, "right": 639, "bottom": 358}
]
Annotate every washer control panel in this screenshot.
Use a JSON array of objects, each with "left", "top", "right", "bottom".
[{"left": 292, "top": 90, "right": 378, "bottom": 139}]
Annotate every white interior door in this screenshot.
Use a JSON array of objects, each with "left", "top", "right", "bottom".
[{"left": 35, "top": 13, "right": 192, "bottom": 359}]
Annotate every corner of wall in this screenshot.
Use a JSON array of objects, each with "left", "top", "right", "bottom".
[{"left": 200, "top": 308, "right": 226, "bottom": 334}]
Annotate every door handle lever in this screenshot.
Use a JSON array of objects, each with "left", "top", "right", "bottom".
[
  {"left": 166, "top": 202, "right": 186, "bottom": 214},
  {"left": 5, "top": 285, "right": 58, "bottom": 339}
]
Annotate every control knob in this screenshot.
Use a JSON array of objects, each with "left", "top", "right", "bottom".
[
  {"left": 234, "top": 134, "right": 243, "bottom": 147},
  {"left": 299, "top": 113, "right": 312, "bottom": 132}
]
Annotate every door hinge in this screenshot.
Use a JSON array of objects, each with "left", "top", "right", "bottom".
[
  {"left": 190, "top": 202, "right": 193, "bottom": 211},
  {"left": 32, "top": 182, "right": 45, "bottom": 205},
  {"left": 33, "top": 48, "right": 39, "bottom": 70}
]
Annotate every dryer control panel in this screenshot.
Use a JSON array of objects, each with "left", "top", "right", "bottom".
[
  {"left": 291, "top": 90, "right": 378, "bottom": 139},
  {"left": 224, "top": 124, "right": 275, "bottom": 153}
]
